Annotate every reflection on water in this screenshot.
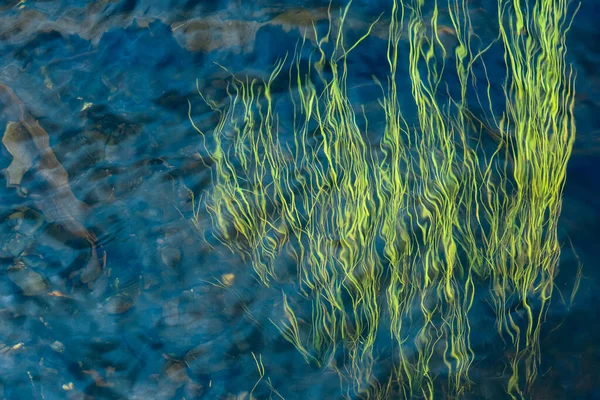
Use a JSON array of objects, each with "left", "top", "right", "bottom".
[{"left": 0, "top": 0, "right": 599, "bottom": 399}]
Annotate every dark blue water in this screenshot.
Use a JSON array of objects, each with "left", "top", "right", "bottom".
[{"left": 0, "top": 0, "right": 598, "bottom": 399}]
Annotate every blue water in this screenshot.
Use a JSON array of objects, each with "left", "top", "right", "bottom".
[{"left": 0, "top": 0, "right": 598, "bottom": 399}]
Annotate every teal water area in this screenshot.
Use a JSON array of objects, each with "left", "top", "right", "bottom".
[{"left": 0, "top": 0, "right": 598, "bottom": 399}]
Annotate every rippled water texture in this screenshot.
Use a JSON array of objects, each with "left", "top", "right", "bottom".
[{"left": 0, "top": 0, "right": 599, "bottom": 399}]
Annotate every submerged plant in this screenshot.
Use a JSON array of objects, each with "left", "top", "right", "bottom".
[{"left": 189, "top": 0, "right": 580, "bottom": 398}]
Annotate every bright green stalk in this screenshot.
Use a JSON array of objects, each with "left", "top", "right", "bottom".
[{"left": 188, "top": 0, "right": 579, "bottom": 398}]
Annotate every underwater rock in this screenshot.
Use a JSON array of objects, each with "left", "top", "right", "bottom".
[
  {"left": 226, "top": 391, "right": 257, "bottom": 400},
  {"left": 0, "top": 7, "right": 157, "bottom": 48},
  {"left": 103, "top": 294, "right": 135, "bottom": 315},
  {"left": 79, "top": 253, "right": 103, "bottom": 284},
  {"left": 0, "top": 233, "right": 31, "bottom": 258},
  {"left": 183, "top": 380, "right": 204, "bottom": 398},
  {"left": 171, "top": 6, "right": 331, "bottom": 54},
  {"left": 176, "top": 18, "right": 262, "bottom": 53},
  {"left": 7, "top": 261, "right": 48, "bottom": 296},
  {"left": 164, "top": 359, "right": 188, "bottom": 384},
  {"left": 2, "top": 122, "right": 35, "bottom": 188},
  {"left": 7, "top": 207, "right": 45, "bottom": 237},
  {"left": 220, "top": 273, "right": 235, "bottom": 287},
  {"left": 49, "top": 340, "right": 65, "bottom": 353},
  {"left": 19, "top": 254, "right": 46, "bottom": 270},
  {"left": 0, "top": 83, "right": 104, "bottom": 282},
  {"left": 160, "top": 247, "right": 181, "bottom": 269},
  {"left": 162, "top": 298, "right": 180, "bottom": 327},
  {"left": 184, "top": 340, "right": 231, "bottom": 377},
  {"left": 0, "top": 83, "right": 89, "bottom": 221}
]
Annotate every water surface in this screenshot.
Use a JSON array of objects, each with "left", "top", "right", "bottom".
[{"left": 0, "top": 1, "right": 599, "bottom": 399}]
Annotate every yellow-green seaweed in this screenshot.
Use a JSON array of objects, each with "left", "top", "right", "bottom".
[{"left": 188, "top": 0, "right": 579, "bottom": 398}]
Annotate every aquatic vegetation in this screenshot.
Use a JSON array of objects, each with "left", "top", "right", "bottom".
[{"left": 189, "top": 0, "right": 579, "bottom": 398}]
